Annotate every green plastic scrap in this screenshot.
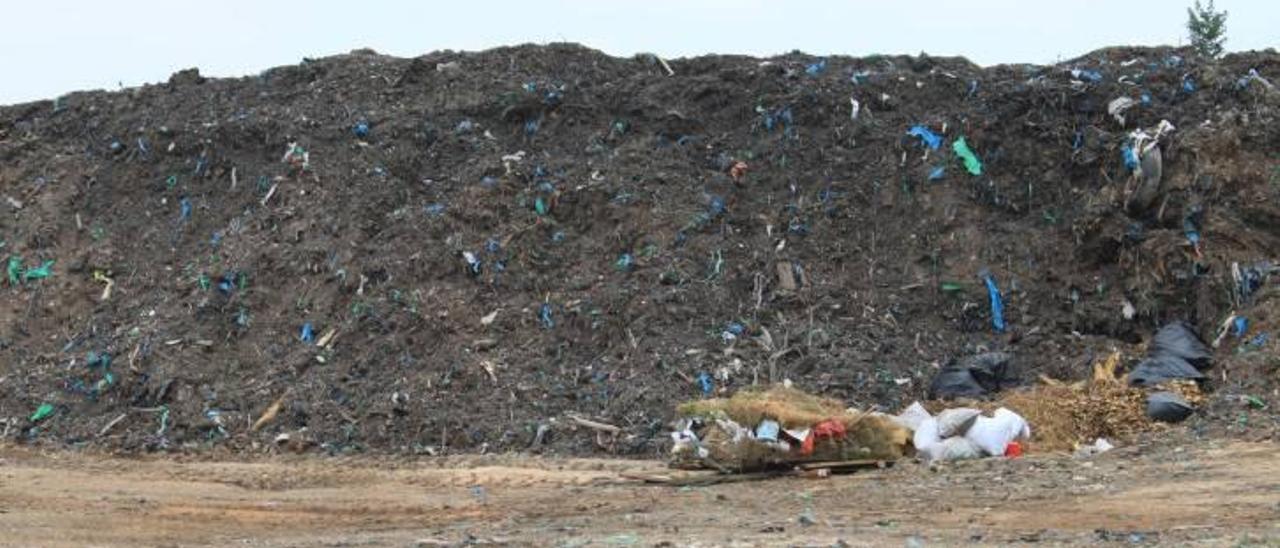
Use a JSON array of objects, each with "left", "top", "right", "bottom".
[
  {"left": 23, "top": 260, "right": 54, "bottom": 281},
  {"left": 952, "top": 137, "right": 983, "bottom": 176},
  {"left": 1245, "top": 395, "right": 1267, "bottom": 410},
  {"left": 6, "top": 256, "right": 21, "bottom": 285},
  {"left": 30, "top": 403, "right": 54, "bottom": 422},
  {"left": 939, "top": 281, "right": 965, "bottom": 293}
]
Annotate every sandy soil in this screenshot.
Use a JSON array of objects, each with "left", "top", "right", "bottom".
[{"left": 2, "top": 438, "right": 1278, "bottom": 547}]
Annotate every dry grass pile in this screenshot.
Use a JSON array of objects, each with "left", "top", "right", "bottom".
[
  {"left": 983, "top": 353, "right": 1204, "bottom": 452},
  {"left": 676, "top": 385, "right": 848, "bottom": 429},
  {"left": 675, "top": 385, "right": 910, "bottom": 471}
]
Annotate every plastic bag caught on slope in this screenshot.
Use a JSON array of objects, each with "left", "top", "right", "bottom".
[
  {"left": 1150, "top": 322, "right": 1212, "bottom": 370},
  {"left": 928, "top": 352, "right": 1018, "bottom": 399},
  {"left": 1128, "top": 355, "right": 1205, "bottom": 386}
]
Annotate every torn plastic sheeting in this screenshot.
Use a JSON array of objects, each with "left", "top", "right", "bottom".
[
  {"left": 697, "top": 371, "right": 713, "bottom": 395},
  {"left": 23, "top": 260, "right": 54, "bottom": 281},
  {"left": 1122, "top": 145, "right": 1139, "bottom": 171},
  {"left": 1234, "top": 316, "right": 1249, "bottom": 338},
  {"left": 805, "top": 59, "right": 827, "bottom": 76},
  {"left": 538, "top": 302, "right": 554, "bottom": 329},
  {"left": 300, "top": 322, "right": 315, "bottom": 343},
  {"left": 1150, "top": 322, "right": 1212, "bottom": 370},
  {"left": 1127, "top": 355, "right": 1205, "bottom": 387},
  {"left": 1107, "top": 96, "right": 1137, "bottom": 125},
  {"left": 7, "top": 256, "right": 21, "bottom": 285},
  {"left": 1070, "top": 68, "right": 1103, "bottom": 82},
  {"left": 979, "top": 270, "right": 1005, "bottom": 332},
  {"left": 907, "top": 125, "right": 942, "bottom": 150},
  {"left": 927, "top": 352, "right": 1017, "bottom": 400},
  {"left": 755, "top": 419, "right": 780, "bottom": 441},
  {"left": 928, "top": 166, "right": 945, "bottom": 181},
  {"left": 30, "top": 403, "right": 55, "bottom": 422},
  {"left": 952, "top": 137, "right": 982, "bottom": 175}
]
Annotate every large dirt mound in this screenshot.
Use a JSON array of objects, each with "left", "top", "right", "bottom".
[{"left": 1, "top": 44, "right": 1278, "bottom": 455}]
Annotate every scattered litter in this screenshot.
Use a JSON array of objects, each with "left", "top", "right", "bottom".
[
  {"left": 1070, "top": 68, "right": 1103, "bottom": 82},
  {"left": 300, "top": 322, "right": 315, "bottom": 343},
  {"left": 952, "top": 137, "right": 982, "bottom": 175},
  {"left": 928, "top": 166, "right": 945, "bottom": 181},
  {"left": 672, "top": 386, "right": 909, "bottom": 472},
  {"left": 1107, "top": 96, "right": 1137, "bottom": 125},
  {"left": 928, "top": 352, "right": 1018, "bottom": 399},
  {"left": 907, "top": 125, "right": 942, "bottom": 150},
  {"left": 1074, "top": 438, "right": 1115, "bottom": 458},
  {"left": 353, "top": 120, "right": 370, "bottom": 137},
  {"left": 978, "top": 269, "right": 1005, "bottom": 332},
  {"left": 30, "top": 403, "right": 55, "bottom": 422}
]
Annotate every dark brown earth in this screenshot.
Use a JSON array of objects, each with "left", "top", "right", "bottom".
[{"left": 1, "top": 44, "right": 1279, "bottom": 458}]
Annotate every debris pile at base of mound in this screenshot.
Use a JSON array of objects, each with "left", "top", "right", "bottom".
[{"left": 671, "top": 386, "right": 910, "bottom": 472}]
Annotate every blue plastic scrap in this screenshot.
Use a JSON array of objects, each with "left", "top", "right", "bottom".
[
  {"left": 1071, "top": 68, "right": 1103, "bottom": 82},
  {"left": 179, "top": 197, "right": 192, "bottom": 220},
  {"left": 805, "top": 59, "right": 827, "bottom": 76},
  {"left": 1249, "top": 332, "right": 1269, "bottom": 348},
  {"left": 538, "top": 302, "right": 554, "bottom": 329},
  {"left": 352, "top": 120, "right": 370, "bottom": 138},
  {"left": 756, "top": 419, "right": 780, "bottom": 441},
  {"left": 708, "top": 195, "right": 727, "bottom": 217},
  {"left": 1122, "top": 145, "right": 1139, "bottom": 171},
  {"left": 1073, "top": 130, "right": 1085, "bottom": 151},
  {"left": 424, "top": 203, "right": 447, "bottom": 217},
  {"left": 1233, "top": 316, "right": 1249, "bottom": 338},
  {"left": 928, "top": 166, "right": 946, "bottom": 181},
  {"left": 300, "top": 322, "right": 315, "bottom": 343},
  {"left": 217, "top": 273, "right": 236, "bottom": 295},
  {"left": 967, "top": 80, "right": 979, "bottom": 98},
  {"left": 907, "top": 125, "right": 943, "bottom": 150},
  {"left": 697, "top": 371, "right": 713, "bottom": 395},
  {"left": 1182, "top": 74, "right": 1197, "bottom": 93},
  {"left": 979, "top": 269, "right": 1006, "bottom": 333}
]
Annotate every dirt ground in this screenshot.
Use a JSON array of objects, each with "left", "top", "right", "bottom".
[{"left": 2, "top": 435, "right": 1278, "bottom": 547}]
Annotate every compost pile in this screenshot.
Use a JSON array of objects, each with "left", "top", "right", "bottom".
[{"left": 1, "top": 44, "right": 1278, "bottom": 455}]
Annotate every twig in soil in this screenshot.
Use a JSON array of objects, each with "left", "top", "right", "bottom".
[
  {"left": 654, "top": 55, "right": 675, "bottom": 76},
  {"left": 251, "top": 395, "right": 286, "bottom": 432},
  {"left": 260, "top": 183, "right": 278, "bottom": 206},
  {"left": 98, "top": 413, "right": 127, "bottom": 437},
  {"left": 567, "top": 414, "right": 621, "bottom": 435}
]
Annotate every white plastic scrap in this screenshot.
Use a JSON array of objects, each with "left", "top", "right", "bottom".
[
  {"left": 1128, "top": 119, "right": 1175, "bottom": 178},
  {"left": 670, "top": 419, "right": 709, "bottom": 459},
  {"left": 849, "top": 97, "right": 861, "bottom": 121},
  {"left": 1107, "top": 97, "right": 1138, "bottom": 126},
  {"left": 1074, "top": 437, "right": 1115, "bottom": 457},
  {"left": 964, "top": 408, "right": 1031, "bottom": 456},
  {"left": 903, "top": 403, "right": 1031, "bottom": 462}
]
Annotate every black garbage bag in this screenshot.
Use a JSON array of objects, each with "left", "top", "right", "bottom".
[
  {"left": 1146, "top": 391, "right": 1195, "bottom": 423},
  {"left": 1128, "top": 355, "right": 1205, "bottom": 387},
  {"left": 928, "top": 352, "right": 1017, "bottom": 399},
  {"left": 1150, "top": 322, "right": 1212, "bottom": 370}
]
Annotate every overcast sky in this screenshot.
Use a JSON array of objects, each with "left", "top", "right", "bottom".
[{"left": 1, "top": 0, "right": 1274, "bottom": 105}]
